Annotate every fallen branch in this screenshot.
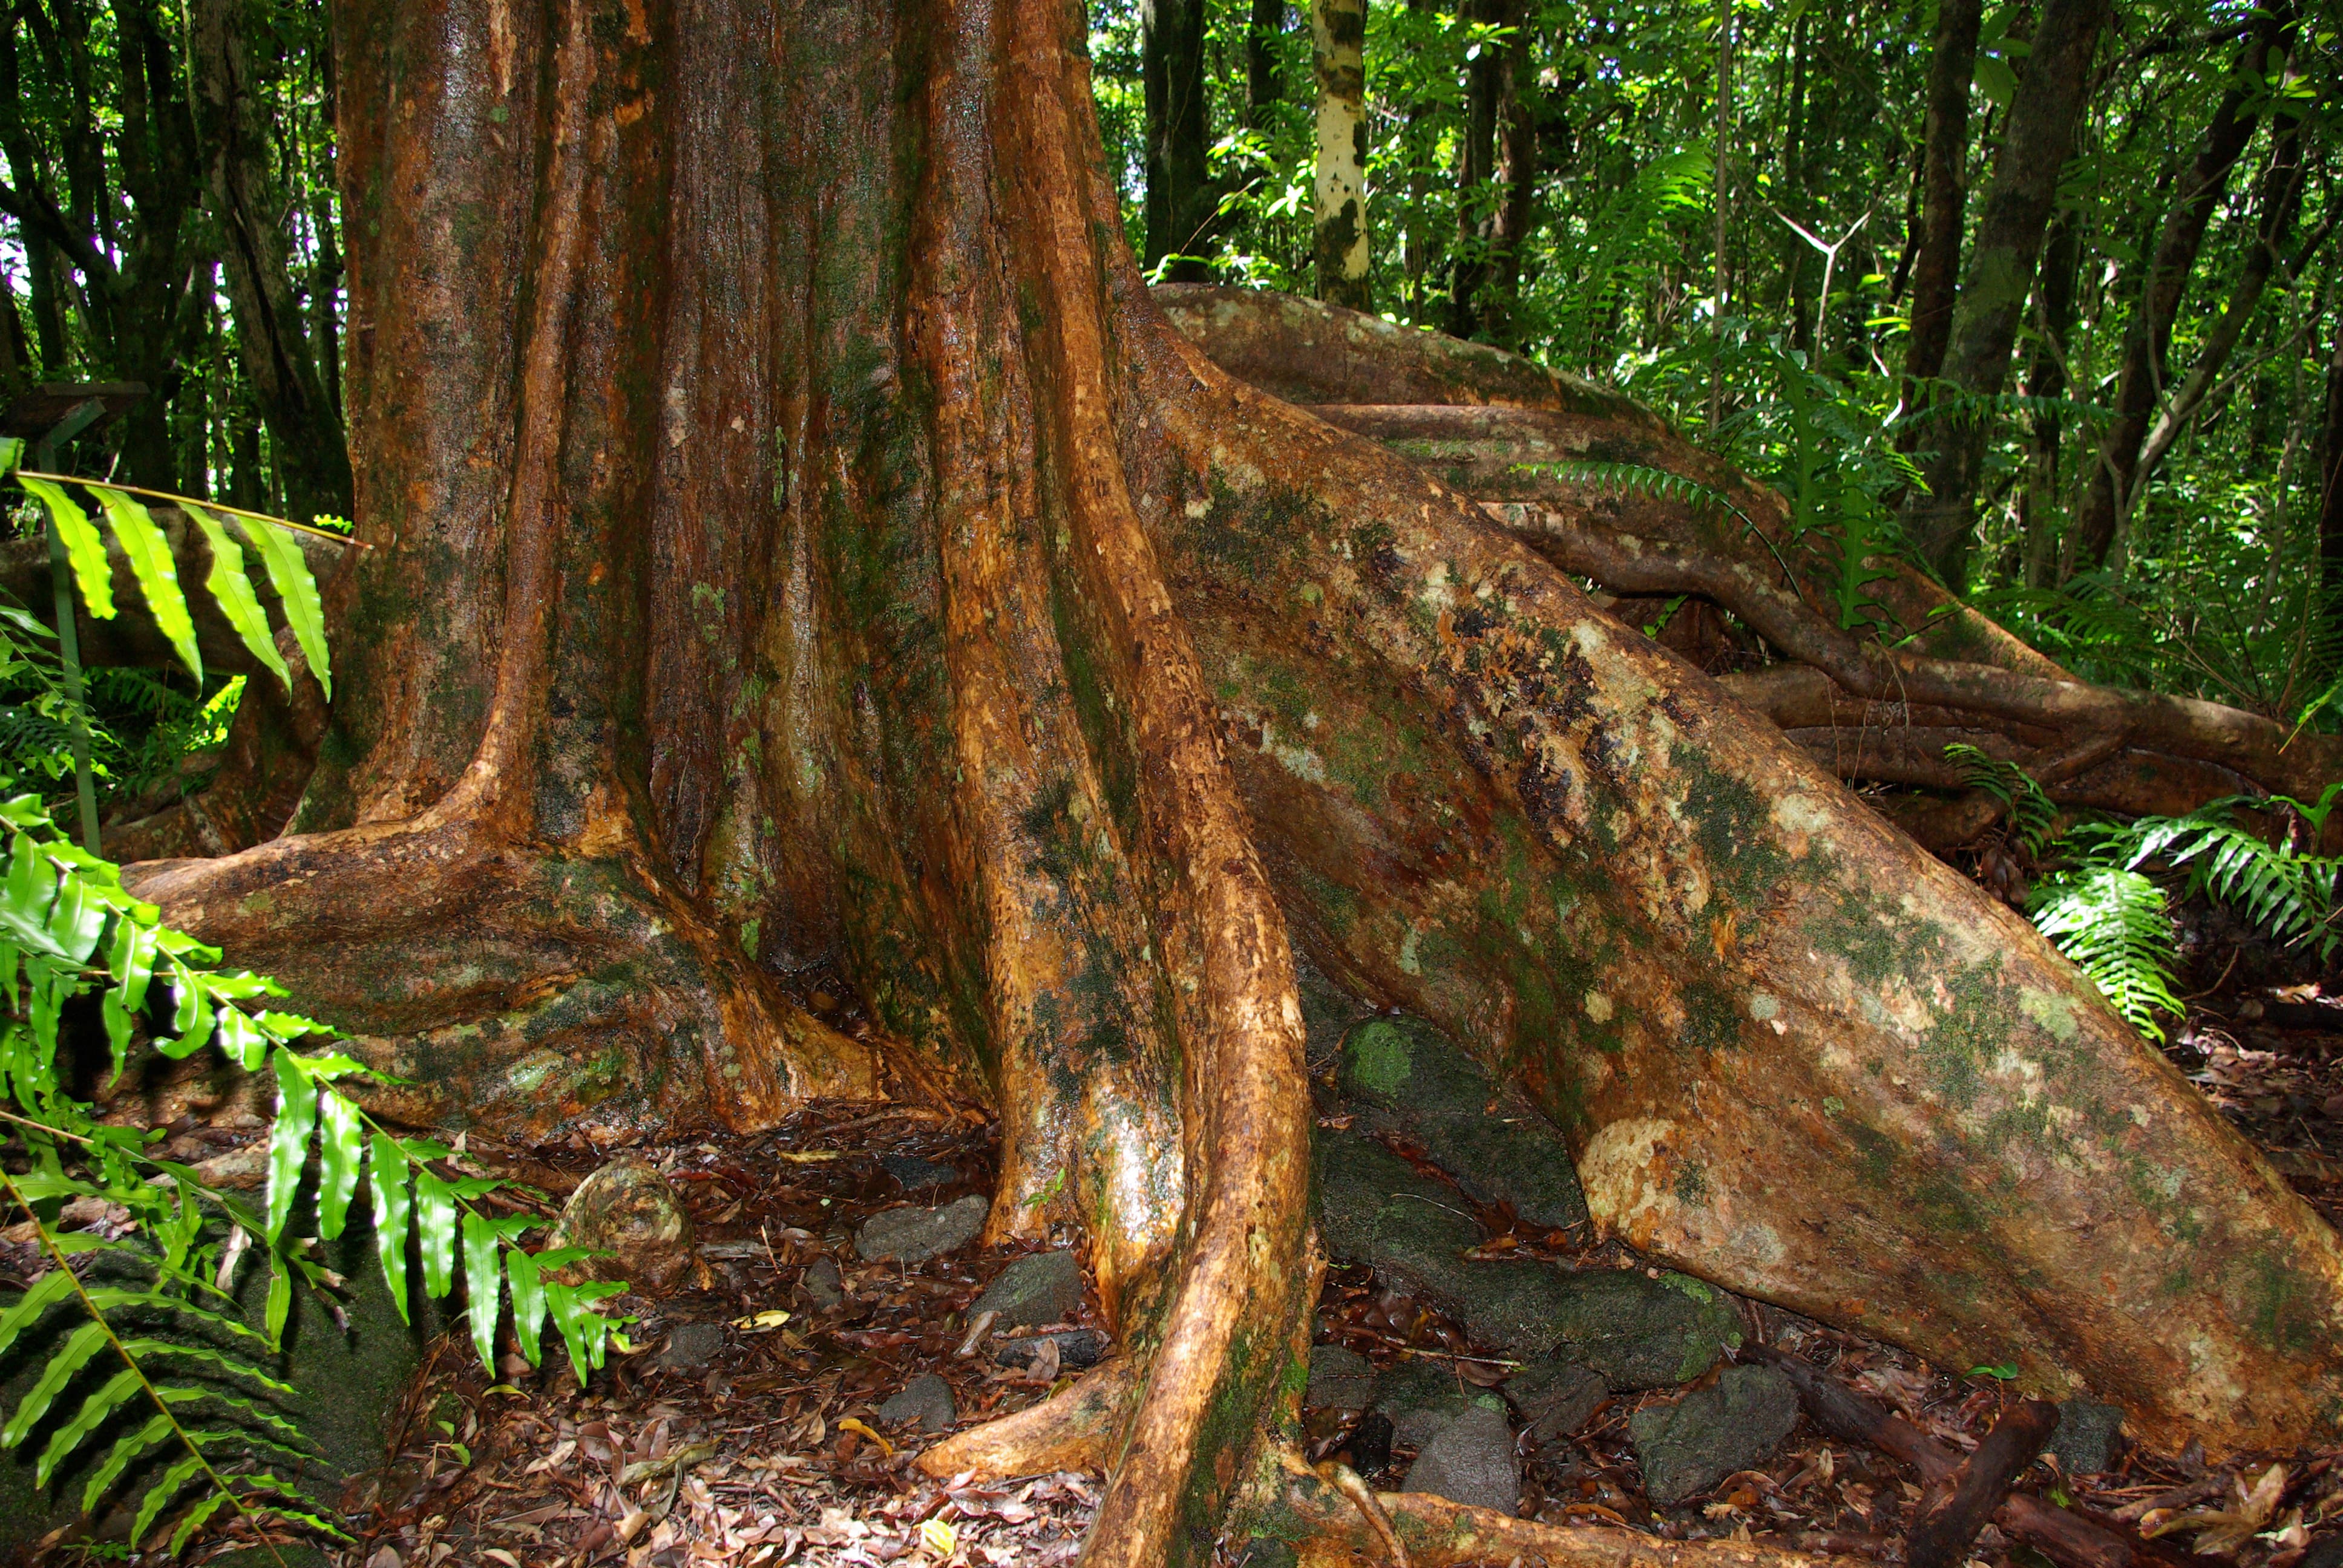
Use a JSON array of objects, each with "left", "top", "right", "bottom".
[
  {"left": 1907, "top": 1398, "right": 2060, "bottom": 1568},
  {"left": 1742, "top": 1346, "right": 2211, "bottom": 1568}
]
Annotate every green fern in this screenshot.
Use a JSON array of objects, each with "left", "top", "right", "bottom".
[
  {"left": 2028, "top": 866, "right": 2186, "bottom": 1040},
  {"left": 8, "top": 471, "right": 333, "bottom": 702},
  {"left": 0, "top": 795, "right": 630, "bottom": 1556},
  {"left": 1944, "top": 743, "right": 2059, "bottom": 858}
]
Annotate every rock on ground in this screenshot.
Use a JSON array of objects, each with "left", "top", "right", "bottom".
[
  {"left": 655, "top": 1321, "right": 727, "bottom": 1371},
  {"left": 854, "top": 1194, "right": 988, "bottom": 1263},
  {"left": 1371, "top": 1359, "right": 1505, "bottom": 1449},
  {"left": 995, "top": 1328, "right": 1110, "bottom": 1371},
  {"left": 546, "top": 1158, "right": 700, "bottom": 1291},
  {"left": 1504, "top": 1357, "right": 1607, "bottom": 1442},
  {"left": 971, "top": 1249, "right": 1084, "bottom": 1330},
  {"left": 1305, "top": 1344, "right": 1376, "bottom": 1412},
  {"left": 1402, "top": 1402, "right": 1521, "bottom": 1514},
  {"left": 1314, "top": 1125, "right": 1739, "bottom": 1378},
  {"left": 880, "top": 1372, "right": 959, "bottom": 1434},
  {"left": 1629, "top": 1363, "right": 1801, "bottom": 1508},
  {"left": 799, "top": 1255, "right": 846, "bottom": 1310},
  {"left": 1338, "top": 1014, "right": 1590, "bottom": 1230},
  {"left": 2053, "top": 1397, "right": 2126, "bottom": 1475},
  {"left": 880, "top": 1152, "right": 961, "bottom": 1193}
]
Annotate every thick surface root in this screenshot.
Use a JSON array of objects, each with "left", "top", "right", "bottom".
[{"left": 1257, "top": 1451, "right": 1875, "bottom": 1568}]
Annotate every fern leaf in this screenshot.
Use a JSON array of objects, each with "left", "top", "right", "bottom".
[
  {"left": 372, "top": 1132, "right": 412, "bottom": 1324},
  {"left": 235, "top": 518, "right": 330, "bottom": 699},
  {"left": 416, "top": 1167, "right": 457, "bottom": 1298},
  {"left": 166, "top": 1485, "right": 233, "bottom": 1557},
  {"left": 15, "top": 477, "right": 114, "bottom": 619},
  {"left": 2, "top": 1318, "right": 109, "bottom": 1448},
  {"left": 38, "top": 1366, "right": 146, "bottom": 1485},
  {"left": 316, "top": 1089, "right": 363, "bottom": 1242},
  {"left": 128, "top": 1452, "right": 206, "bottom": 1549},
  {"left": 184, "top": 506, "right": 292, "bottom": 693},
  {"left": 505, "top": 1249, "right": 547, "bottom": 1367},
  {"left": 88, "top": 487, "right": 201, "bottom": 682},
  {"left": 2031, "top": 867, "right": 2184, "bottom": 1040},
  {"left": 464, "top": 1210, "right": 504, "bottom": 1373},
  {"left": 81, "top": 1413, "right": 172, "bottom": 1514},
  {"left": 264, "top": 1050, "right": 317, "bottom": 1243},
  {"left": 0, "top": 1268, "right": 77, "bottom": 1358}
]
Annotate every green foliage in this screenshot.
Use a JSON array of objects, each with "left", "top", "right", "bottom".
[
  {"left": 1945, "top": 742, "right": 2059, "bottom": 858},
  {"left": 2029, "top": 866, "right": 2187, "bottom": 1040},
  {"left": 0, "top": 797, "right": 628, "bottom": 1555},
  {"left": 2027, "top": 791, "right": 2342, "bottom": 1040}
]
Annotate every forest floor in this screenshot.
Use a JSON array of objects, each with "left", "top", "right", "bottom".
[{"left": 145, "top": 911, "right": 2343, "bottom": 1568}]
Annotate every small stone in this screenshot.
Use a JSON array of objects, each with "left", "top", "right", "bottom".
[
  {"left": 654, "top": 1321, "right": 726, "bottom": 1371},
  {"left": 972, "top": 1250, "right": 1085, "bottom": 1330},
  {"left": 545, "top": 1158, "right": 698, "bottom": 1291},
  {"left": 1629, "top": 1363, "right": 1801, "bottom": 1508},
  {"left": 854, "top": 1194, "right": 988, "bottom": 1263},
  {"left": 1402, "top": 1403, "right": 1520, "bottom": 1514},
  {"left": 2051, "top": 1397, "right": 2126, "bottom": 1476},
  {"left": 1371, "top": 1360, "right": 1501, "bottom": 1449},
  {"left": 879, "top": 1372, "right": 958, "bottom": 1434},
  {"left": 799, "top": 1255, "right": 845, "bottom": 1311},
  {"left": 881, "top": 1152, "right": 961, "bottom": 1192},
  {"left": 1504, "top": 1358, "right": 1607, "bottom": 1443},
  {"left": 1306, "top": 1345, "right": 1376, "bottom": 1412},
  {"left": 995, "top": 1328, "right": 1110, "bottom": 1371}
]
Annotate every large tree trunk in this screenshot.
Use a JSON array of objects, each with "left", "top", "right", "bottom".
[
  {"left": 114, "top": 4, "right": 2343, "bottom": 1561},
  {"left": 1901, "top": 0, "right": 2106, "bottom": 589}
]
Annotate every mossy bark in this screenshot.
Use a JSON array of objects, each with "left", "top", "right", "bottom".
[{"left": 110, "top": 0, "right": 2343, "bottom": 1557}]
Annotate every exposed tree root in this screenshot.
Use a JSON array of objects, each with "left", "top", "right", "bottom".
[
  {"left": 1156, "top": 286, "right": 2343, "bottom": 844},
  {"left": 916, "top": 1361, "right": 1141, "bottom": 1483},
  {"left": 1256, "top": 1449, "right": 1875, "bottom": 1568}
]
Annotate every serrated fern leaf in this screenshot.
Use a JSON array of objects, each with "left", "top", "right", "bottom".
[
  {"left": 14, "top": 477, "right": 113, "bottom": 619},
  {"left": 88, "top": 487, "right": 201, "bottom": 682},
  {"left": 3, "top": 1318, "right": 111, "bottom": 1448},
  {"left": 183, "top": 506, "right": 292, "bottom": 693},
  {"left": 235, "top": 518, "right": 330, "bottom": 699}
]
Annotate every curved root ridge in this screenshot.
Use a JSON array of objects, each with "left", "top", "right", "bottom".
[{"left": 914, "top": 1361, "right": 1139, "bottom": 1483}]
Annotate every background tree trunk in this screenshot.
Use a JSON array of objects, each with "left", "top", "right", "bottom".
[
  {"left": 1901, "top": 0, "right": 2107, "bottom": 589},
  {"left": 1901, "top": 0, "right": 1983, "bottom": 398},
  {"left": 1142, "top": 0, "right": 1217, "bottom": 282},
  {"left": 190, "top": 0, "right": 355, "bottom": 523},
  {"left": 2065, "top": 10, "right": 2290, "bottom": 574},
  {"left": 1312, "top": 0, "right": 1371, "bottom": 309},
  {"left": 1245, "top": 0, "right": 1285, "bottom": 129}
]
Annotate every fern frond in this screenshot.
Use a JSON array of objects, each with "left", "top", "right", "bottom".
[{"left": 2029, "top": 867, "right": 2186, "bottom": 1039}]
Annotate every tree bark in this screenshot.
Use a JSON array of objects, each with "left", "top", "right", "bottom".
[
  {"left": 1312, "top": 0, "right": 1370, "bottom": 310},
  {"left": 2066, "top": 12, "right": 2292, "bottom": 574},
  {"left": 190, "top": 0, "right": 356, "bottom": 523},
  {"left": 1901, "top": 0, "right": 2107, "bottom": 589},
  {"left": 1445, "top": 0, "right": 1518, "bottom": 341},
  {"left": 1142, "top": 0, "right": 1216, "bottom": 283},
  {"left": 104, "top": 4, "right": 2343, "bottom": 1559},
  {"left": 1902, "top": 0, "right": 1984, "bottom": 396}
]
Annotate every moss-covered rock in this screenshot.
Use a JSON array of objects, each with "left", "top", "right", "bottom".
[{"left": 1337, "top": 1015, "right": 1589, "bottom": 1230}]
